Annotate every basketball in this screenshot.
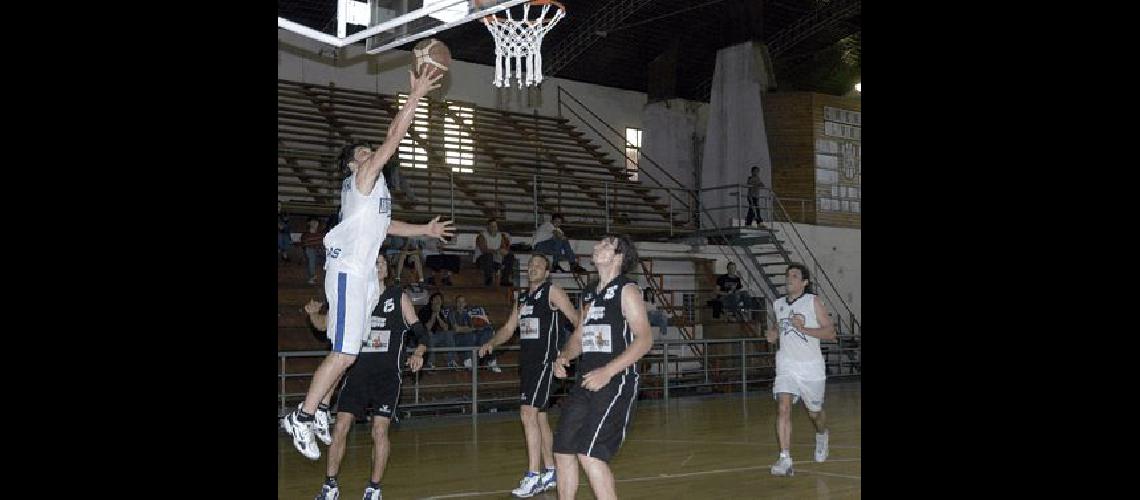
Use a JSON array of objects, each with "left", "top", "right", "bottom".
[
  {"left": 471, "top": 314, "right": 491, "bottom": 328},
  {"left": 412, "top": 38, "right": 451, "bottom": 75}
]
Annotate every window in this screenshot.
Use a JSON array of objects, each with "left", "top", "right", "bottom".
[
  {"left": 396, "top": 93, "right": 430, "bottom": 170},
  {"left": 625, "top": 127, "right": 642, "bottom": 181},
  {"left": 395, "top": 95, "right": 476, "bottom": 174},
  {"left": 443, "top": 101, "right": 475, "bottom": 173},
  {"left": 682, "top": 293, "right": 697, "bottom": 324}
]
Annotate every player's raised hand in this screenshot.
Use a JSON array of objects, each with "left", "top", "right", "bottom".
[{"left": 409, "top": 65, "right": 445, "bottom": 97}]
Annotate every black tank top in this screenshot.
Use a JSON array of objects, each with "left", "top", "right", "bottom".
[
  {"left": 578, "top": 276, "right": 638, "bottom": 375},
  {"left": 360, "top": 286, "right": 410, "bottom": 368},
  {"left": 518, "top": 281, "right": 561, "bottom": 364}
]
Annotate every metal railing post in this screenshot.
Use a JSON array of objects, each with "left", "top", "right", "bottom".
[
  {"left": 668, "top": 190, "right": 674, "bottom": 235},
  {"left": 604, "top": 182, "right": 610, "bottom": 233},
  {"left": 471, "top": 348, "right": 478, "bottom": 421},
  {"left": 704, "top": 341, "right": 709, "bottom": 385},
  {"left": 740, "top": 340, "right": 747, "bottom": 394},
  {"left": 534, "top": 174, "right": 539, "bottom": 232},
  {"left": 280, "top": 356, "right": 286, "bottom": 414},
  {"left": 662, "top": 341, "right": 669, "bottom": 404},
  {"left": 736, "top": 187, "right": 742, "bottom": 226}
]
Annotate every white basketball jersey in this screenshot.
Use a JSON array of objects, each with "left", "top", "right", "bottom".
[
  {"left": 323, "top": 173, "right": 392, "bottom": 277},
  {"left": 774, "top": 293, "right": 823, "bottom": 364}
]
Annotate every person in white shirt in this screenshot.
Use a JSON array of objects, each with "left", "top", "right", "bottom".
[
  {"left": 765, "top": 263, "right": 835, "bottom": 476},
  {"left": 281, "top": 65, "right": 455, "bottom": 462},
  {"left": 475, "top": 219, "right": 516, "bottom": 287}
]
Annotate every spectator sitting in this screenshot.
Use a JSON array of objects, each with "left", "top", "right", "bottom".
[
  {"left": 423, "top": 237, "right": 457, "bottom": 287},
  {"left": 532, "top": 213, "right": 586, "bottom": 274},
  {"left": 711, "top": 262, "right": 750, "bottom": 320},
  {"left": 418, "top": 292, "right": 458, "bottom": 369},
  {"left": 475, "top": 219, "right": 516, "bottom": 287},
  {"left": 449, "top": 295, "right": 501, "bottom": 373},
  {"left": 300, "top": 217, "right": 326, "bottom": 285},
  {"left": 395, "top": 236, "right": 426, "bottom": 285}
]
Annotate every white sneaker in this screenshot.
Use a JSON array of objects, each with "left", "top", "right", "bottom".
[
  {"left": 539, "top": 469, "right": 556, "bottom": 492},
  {"left": 511, "top": 472, "right": 543, "bottom": 498},
  {"left": 770, "top": 455, "right": 794, "bottom": 476},
  {"left": 362, "top": 486, "right": 382, "bottom": 500},
  {"left": 488, "top": 359, "right": 502, "bottom": 373},
  {"left": 314, "top": 484, "right": 339, "bottom": 500},
  {"left": 282, "top": 406, "right": 321, "bottom": 460},
  {"left": 464, "top": 358, "right": 473, "bottom": 369},
  {"left": 814, "top": 430, "right": 829, "bottom": 462},
  {"left": 314, "top": 407, "right": 333, "bottom": 446}
]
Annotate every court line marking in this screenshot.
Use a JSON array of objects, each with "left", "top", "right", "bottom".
[
  {"left": 631, "top": 438, "right": 861, "bottom": 449},
  {"left": 416, "top": 460, "right": 861, "bottom": 499},
  {"left": 679, "top": 452, "right": 694, "bottom": 468},
  {"left": 316, "top": 437, "right": 857, "bottom": 453}
]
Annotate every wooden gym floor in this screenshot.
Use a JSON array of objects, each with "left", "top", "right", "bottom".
[{"left": 279, "top": 381, "right": 861, "bottom": 499}]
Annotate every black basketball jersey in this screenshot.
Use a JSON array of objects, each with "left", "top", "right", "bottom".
[
  {"left": 518, "top": 281, "right": 562, "bottom": 365},
  {"left": 578, "top": 276, "right": 639, "bottom": 375},
  {"left": 360, "top": 286, "right": 412, "bottom": 367}
]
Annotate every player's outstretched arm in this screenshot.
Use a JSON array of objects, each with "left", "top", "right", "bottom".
[
  {"left": 388, "top": 216, "right": 455, "bottom": 241},
  {"left": 355, "top": 66, "right": 445, "bottom": 193}
]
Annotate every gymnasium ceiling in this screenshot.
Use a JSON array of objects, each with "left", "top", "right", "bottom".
[{"left": 278, "top": 0, "right": 861, "bottom": 101}]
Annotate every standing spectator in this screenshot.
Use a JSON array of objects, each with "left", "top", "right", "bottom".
[
  {"left": 745, "top": 166, "right": 766, "bottom": 228},
  {"left": 476, "top": 219, "right": 516, "bottom": 287},
  {"left": 301, "top": 217, "right": 326, "bottom": 285}
]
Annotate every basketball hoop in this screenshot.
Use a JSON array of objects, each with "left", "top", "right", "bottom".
[{"left": 482, "top": 0, "right": 566, "bottom": 88}]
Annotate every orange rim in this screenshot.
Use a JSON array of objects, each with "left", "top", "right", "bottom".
[{"left": 482, "top": 0, "right": 566, "bottom": 25}]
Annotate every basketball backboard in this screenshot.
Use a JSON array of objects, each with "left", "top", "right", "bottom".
[{"left": 278, "top": 0, "right": 530, "bottom": 55}]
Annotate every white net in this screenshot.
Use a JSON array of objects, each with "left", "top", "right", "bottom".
[{"left": 482, "top": 1, "right": 566, "bottom": 88}]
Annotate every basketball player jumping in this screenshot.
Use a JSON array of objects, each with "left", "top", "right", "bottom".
[
  {"left": 766, "top": 263, "right": 835, "bottom": 476},
  {"left": 282, "top": 65, "right": 454, "bottom": 461},
  {"left": 478, "top": 254, "right": 581, "bottom": 497},
  {"left": 304, "top": 253, "right": 428, "bottom": 500},
  {"left": 550, "top": 235, "right": 653, "bottom": 500}
]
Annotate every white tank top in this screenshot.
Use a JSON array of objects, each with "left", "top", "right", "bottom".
[
  {"left": 323, "top": 173, "right": 392, "bottom": 277},
  {"left": 477, "top": 231, "right": 505, "bottom": 262},
  {"left": 774, "top": 293, "right": 824, "bottom": 364}
]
